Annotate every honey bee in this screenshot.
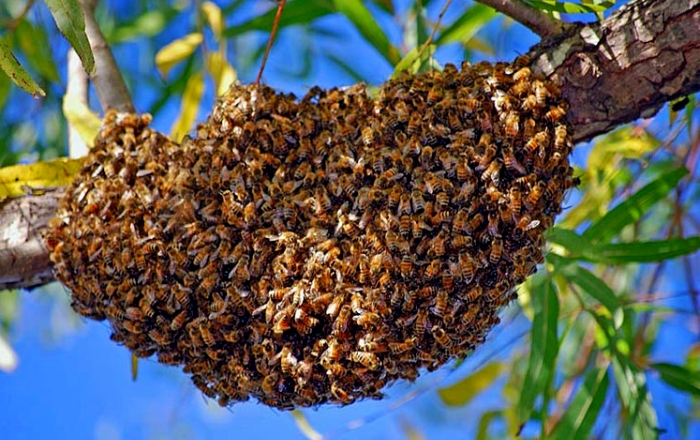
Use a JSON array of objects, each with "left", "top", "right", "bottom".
[
  {"left": 481, "top": 159, "right": 503, "bottom": 185},
  {"left": 502, "top": 146, "right": 527, "bottom": 175},
  {"left": 423, "top": 172, "right": 442, "bottom": 194},
  {"left": 407, "top": 112, "right": 422, "bottom": 135},
  {"left": 451, "top": 234, "right": 473, "bottom": 251},
  {"left": 420, "top": 145, "right": 434, "bottom": 170},
  {"left": 504, "top": 111, "right": 520, "bottom": 138},
  {"left": 386, "top": 185, "right": 402, "bottom": 209},
  {"left": 509, "top": 186, "right": 522, "bottom": 215},
  {"left": 554, "top": 124, "right": 569, "bottom": 151},
  {"left": 411, "top": 190, "right": 426, "bottom": 213},
  {"left": 456, "top": 157, "right": 473, "bottom": 181},
  {"left": 490, "top": 234, "right": 503, "bottom": 263},
  {"left": 427, "top": 82, "right": 444, "bottom": 105},
  {"left": 431, "top": 326, "right": 452, "bottom": 347},
  {"left": 350, "top": 351, "right": 380, "bottom": 370},
  {"left": 533, "top": 80, "right": 549, "bottom": 104},
  {"left": 388, "top": 337, "right": 417, "bottom": 354},
  {"left": 468, "top": 213, "right": 485, "bottom": 233},
  {"left": 464, "top": 284, "right": 484, "bottom": 303},
  {"left": 361, "top": 126, "right": 376, "bottom": 146},
  {"left": 545, "top": 105, "right": 566, "bottom": 123},
  {"left": 461, "top": 308, "right": 478, "bottom": 326},
  {"left": 353, "top": 312, "right": 381, "bottom": 327},
  {"left": 424, "top": 259, "right": 441, "bottom": 280},
  {"left": 333, "top": 305, "right": 352, "bottom": 333},
  {"left": 487, "top": 212, "right": 500, "bottom": 237},
  {"left": 331, "top": 382, "right": 353, "bottom": 404},
  {"left": 431, "top": 289, "right": 448, "bottom": 316},
  {"left": 326, "top": 363, "right": 346, "bottom": 378},
  {"left": 400, "top": 255, "right": 415, "bottom": 279},
  {"left": 272, "top": 309, "right": 292, "bottom": 334},
  {"left": 398, "top": 214, "right": 411, "bottom": 237},
  {"left": 414, "top": 309, "right": 429, "bottom": 336},
  {"left": 527, "top": 181, "right": 546, "bottom": 207},
  {"left": 477, "top": 145, "right": 496, "bottom": 171}
]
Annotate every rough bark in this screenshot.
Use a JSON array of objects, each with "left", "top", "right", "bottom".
[{"left": 1, "top": 0, "right": 699, "bottom": 291}]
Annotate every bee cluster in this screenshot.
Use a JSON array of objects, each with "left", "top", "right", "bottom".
[{"left": 46, "top": 57, "right": 576, "bottom": 409}]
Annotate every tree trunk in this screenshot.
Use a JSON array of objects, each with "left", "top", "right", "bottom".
[{"left": 1, "top": 0, "right": 699, "bottom": 291}]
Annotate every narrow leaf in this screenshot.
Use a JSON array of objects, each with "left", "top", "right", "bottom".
[
  {"left": 155, "top": 32, "right": 203, "bottom": 79},
  {"left": 206, "top": 52, "right": 237, "bottom": 96},
  {"left": 202, "top": 1, "right": 224, "bottom": 39},
  {"left": 550, "top": 366, "right": 610, "bottom": 440},
  {"left": 612, "top": 357, "right": 659, "bottom": 439},
  {"left": 332, "top": 0, "right": 401, "bottom": 65},
  {"left": 170, "top": 71, "right": 204, "bottom": 142},
  {"left": 44, "top": 0, "right": 95, "bottom": 74},
  {"left": 224, "top": 0, "right": 334, "bottom": 36},
  {"left": 63, "top": 95, "right": 102, "bottom": 148},
  {"left": 0, "top": 158, "right": 84, "bottom": 199},
  {"left": 527, "top": 0, "right": 615, "bottom": 13},
  {"left": 548, "top": 253, "right": 621, "bottom": 316},
  {"left": 583, "top": 167, "right": 688, "bottom": 244},
  {"left": 650, "top": 362, "right": 700, "bottom": 397},
  {"left": 438, "top": 362, "right": 503, "bottom": 406},
  {"left": 435, "top": 4, "right": 496, "bottom": 45},
  {"left": 0, "top": 37, "right": 45, "bottom": 97},
  {"left": 518, "top": 275, "right": 560, "bottom": 424},
  {"left": 391, "top": 45, "right": 436, "bottom": 77},
  {"left": 291, "top": 410, "right": 322, "bottom": 440},
  {"left": 131, "top": 353, "right": 138, "bottom": 381},
  {"left": 595, "top": 237, "right": 700, "bottom": 263}
]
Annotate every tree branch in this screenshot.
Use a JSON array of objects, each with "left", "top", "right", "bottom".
[
  {"left": 1, "top": 0, "right": 700, "bottom": 290},
  {"left": 79, "top": 0, "right": 134, "bottom": 113},
  {"left": 475, "top": 0, "right": 567, "bottom": 38},
  {"left": 531, "top": 0, "right": 700, "bottom": 142}
]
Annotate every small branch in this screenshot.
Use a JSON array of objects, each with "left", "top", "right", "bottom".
[
  {"left": 79, "top": 0, "right": 134, "bottom": 113},
  {"left": 475, "top": 0, "right": 566, "bottom": 38}
]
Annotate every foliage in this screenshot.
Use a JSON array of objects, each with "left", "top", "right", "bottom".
[{"left": 0, "top": 0, "right": 698, "bottom": 438}]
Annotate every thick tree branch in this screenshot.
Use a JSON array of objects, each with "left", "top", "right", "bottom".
[
  {"left": 79, "top": 0, "right": 134, "bottom": 113},
  {"left": 1, "top": 0, "right": 700, "bottom": 290},
  {"left": 475, "top": 0, "right": 567, "bottom": 38},
  {"left": 531, "top": 0, "right": 700, "bottom": 142},
  {"left": 0, "top": 189, "right": 63, "bottom": 290}
]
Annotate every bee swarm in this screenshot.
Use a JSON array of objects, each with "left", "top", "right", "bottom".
[{"left": 46, "top": 57, "right": 576, "bottom": 409}]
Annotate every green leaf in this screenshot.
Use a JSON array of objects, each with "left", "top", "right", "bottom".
[
  {"left": 332, "top": 0, "right": 400, "bottom": 65},
  {"left": 391, "top": 44, "right": 435, "bottom": 77},
  {"left": 107, "top": 9, "right": 179, "bottom": 44},
  {"left": 44, "top": 0, "right": 95, "bottom": 74},
  {"left": 583, "top": 167, "right": 688, "bottom": 244},
  {"left": 438, "top": 362, "right": 504, "bottom": 407},
  {"left": 595, "top": 237, "right": 700, "bottom": 263},
  {"left": 650, "top": 362, "right": 700, "bottom": 398},
  {"left": 223, "top": 0, "right": 334, "bottom": 37},
  {"left": 612, "top": 356, "right": 659, "bottom": 439},
  {"left": 0, "top": 37, "right": 45, "bottom": 97},
  {"left": 550, "top": 366, "right": 610, "bottom": 440},
  {"left": 548, "top": 253, "right": 621, "bottom": 317},
  {"left": 518, "top": 275, "right": 560, "bottom": 424},
  {"left": 435, "top": 3, "right": 496, "bottom": 45},
  {"left": 476, "top": 410, "right": 503, "bottom": 440},
  {"left": 526, "top": 0, "right": 615, "bottom": 13}
]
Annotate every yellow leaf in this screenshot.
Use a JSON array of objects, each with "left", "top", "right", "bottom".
[
  {"left": 131, "top": 353, "right": 138, "bottom": 381},
  {"left": 62, "top": 95, "right": 101, "bottom": 148},
  {"left": 438, "top": 362, "right": 504, "bottom": 407},
  {"left": 155, "top": 32, "right": 203, "bottom": 79},
  {"left": 290, "top": 410, "right": 322, "bottom": 440},
  {"left": 0, "top": 158, "right": 84, "bottom": 200},
  {"left": 400, "top": 418, "right": 426, "bottom": 440},
  {"left": 206, "top": 52, "right": 237, "bottom": 96},
  {"left": 202, "top": 1, "right": 223, "bottom": 39},
  {"left": 170, "top": 71, "right": 204, "bottom": 142}
]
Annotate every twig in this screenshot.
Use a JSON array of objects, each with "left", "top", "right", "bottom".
[
  {"left": 79, "top": 0, "right": 134, "bottom": 112},
  {"left": 475, "top": 0, "right": 565, "bottom": 38},
  {"left": 255, "top": 0, "right": 286, "bottom": 85}
]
